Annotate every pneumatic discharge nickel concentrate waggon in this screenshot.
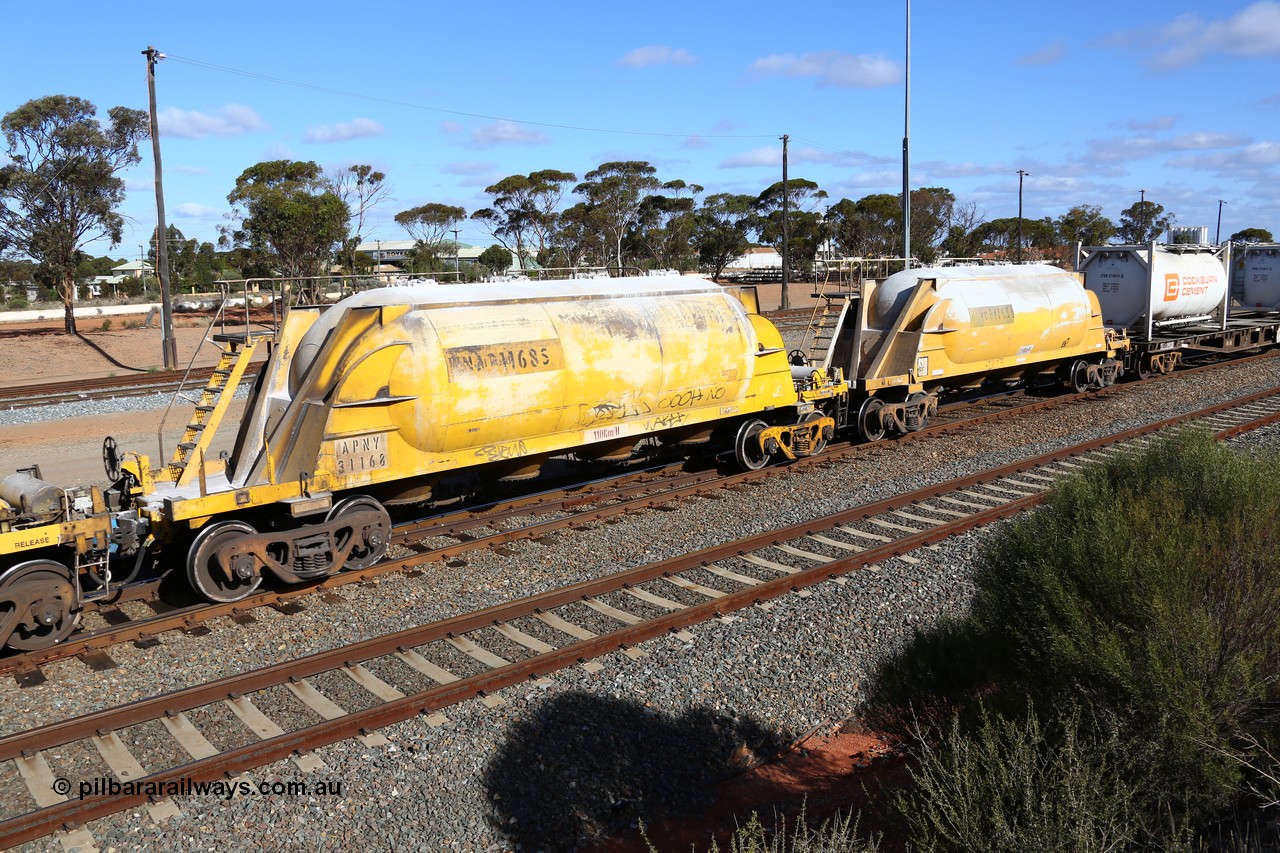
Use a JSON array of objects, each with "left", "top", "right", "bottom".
[{"left": 6, "top": 250, "right": 1269, "bottom": 653}]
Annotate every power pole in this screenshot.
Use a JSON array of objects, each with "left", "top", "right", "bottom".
[
  {"left": 1216, "top": 200, "right": 1227, "bottom": 245},
  {"left": 143, "top": 46, "right": 177, "bottom": 370},
  {"left": 451, "top": 227, "right": 461, "bottom": 275},
  {"left": 780, "top": 134, "right": 790, "bottom": 310},
  {"left": 902, "top": 0, "right": 911, "bottom": 272},
  {"left": 1016, "top": 169, "right": 1029, "bottom": 264}
]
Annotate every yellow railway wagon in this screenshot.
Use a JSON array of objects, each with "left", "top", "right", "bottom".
[
  {"left": 830, "top": 264, "right": 1126, "bottom": 440},
  {"left": 118, "top": 275, "right": 842, "bottom": 602}
]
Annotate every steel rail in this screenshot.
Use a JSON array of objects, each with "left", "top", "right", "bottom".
[
  {"left": 2, "top": 355, "right": 1277, "bottom": 677},
  {"left": 1, "top": 390, "right": 1279, "bottom": 845}
]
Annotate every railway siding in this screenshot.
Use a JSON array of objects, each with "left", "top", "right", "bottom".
[
  {"left": 0, "top": 351, "right": 1278, "bottom": 850},
  {"left": 3, "top": 387, "right": 1280, "bottom": 849}
]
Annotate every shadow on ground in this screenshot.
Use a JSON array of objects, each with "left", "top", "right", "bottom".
[
  {"left": 483, "top": 690, "right": 791, "bottom": 852},
  {"left": 75, "top": 331, "right": 149, "bottom": 372}
]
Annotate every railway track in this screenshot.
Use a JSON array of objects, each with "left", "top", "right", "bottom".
[
  {"left": 0, "top": 367, "right": 260, "bottom": 411},
  {"left": 2, "top": 387, "right": 1279, "bottom": 849},
  {"left": 2, "top": 348, "right": 1276, "bottom": 680}
]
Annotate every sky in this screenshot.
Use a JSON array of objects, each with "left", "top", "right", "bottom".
[{"left": 3, "top": 0, "right": 1278, "bottom": 260}]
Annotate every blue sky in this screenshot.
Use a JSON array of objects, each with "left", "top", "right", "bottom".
[{"left": 4, "top": 0, "right": 1279, "bottom": 259}]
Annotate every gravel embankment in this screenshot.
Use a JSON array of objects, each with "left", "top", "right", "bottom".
[
  {"left": 5, "top": 354, "right": 1280, "bottom": 852},
  {"left": 0, "top": 386, "right": 252, "bottom": 427}
]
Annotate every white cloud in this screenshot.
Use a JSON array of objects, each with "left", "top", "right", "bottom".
[
  {"left": 170, "top": 164, "right": 209, "bottom": 176},
  {"left": 443, "top": 160, "right": 497, "bottom": 176},
  {"left": 158, "top": 104, "right": 264, "bottom": 139},
  {"left": 1081, "top": 135, "right": 1165, "bottom": 163},
  {"left": 1081, "top": 129, "right": 1246, "bottom": 167},
  {"left": 304, "top": 118, "right": 385, "bottom": 144},
  {"left": 719, "top": 145, "right": 841, "bottom": 169},
  {"left": 1169, "top": 141, "right": 1280, "bottom": 174},
  {"left": 720, "top": 147, "right": 779, "bottom": 168},
  {"left": 747, "top": 51, "right": 900, "bottom": 88},
  {"left": 916, "top": 160, "right": 1012, "bottom": 179},
  {"left": 1167, "top": 132, "right": 1248, "bottom": 150},
  {"left": 440, "top": 120, "right": 463, "bottom": 134},
  {"left": 173, "top": 202, "right": 223, "bottom": 219},
  {"left": 1017, "top": 41, "right": 1066, "bottom": 66},
  {"left": 1149, "top": 2, "right": 1280, "bottom": 69},
  {"left": 682, "top": 135, "right": 711, "bottom": 150},
  {"left": 618, "top": 45, "right": 698, "bottom": 68},
  {"left": 470, "top": 120, "right": 547, "bottom": 147},
  {"left": 1115, "top": 115, "right": 1179, "bottom": 132},
  {"left": 825, "top": 170, "right": 905, "bottom": 193}
]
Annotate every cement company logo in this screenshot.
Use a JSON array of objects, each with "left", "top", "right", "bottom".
[{"left": 1163, "top": 274, "right": 1179, "bottom": 302}]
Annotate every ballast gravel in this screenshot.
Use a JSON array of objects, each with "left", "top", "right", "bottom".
[{"left": 5, "top": 353, "right": 1280, "bottom": 852}]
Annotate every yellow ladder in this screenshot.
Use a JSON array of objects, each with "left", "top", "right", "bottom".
[
  {"left": 166, "top": 333, "right": 264, "bottom": 486},
  {"left": 802, "top": 267, "right": 853, "bottom": 366}
]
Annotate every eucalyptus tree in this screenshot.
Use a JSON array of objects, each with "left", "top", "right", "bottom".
[
  {"left": 0, "top": 95, "right": 148, "bottom": 332},
  {"left": 827, "top": 194, "right": 899, "bottom": 258},
  {"left": 472, "top": 170, "right": 577, "bottom": 270},
  {"left": 632, "top": 180, "right": 703, "bottom": 270},
  {"left": 219, "top": 160, "right": 349, "bottom": 279},
  {"left": 1118, "top": 199, "right": 1175, "bottom": 244},
  {"left": 573, "top": 161, "right": 661, "bottom": 270},
  {"left": 755, "top": 177, "right": 828, "bottom": 275},
  {"left": 1054, "top": 204, "right": 1117, "bottom": 248},
  {"left": 552, "top": 202, "right": 608, "bottom": 269},
  {"left": 330, "top": 164, "right": 390, "bottom": 274},
  {"left": 693, "top": 193, "right": 756, "bottom": 281},
  {"left": 973, "top": 217, "right": 1057, "bottom": 257},
  {"left": 395, "top": 203, "right": 466, "bottom": 268},
  {"left": 1230, "top": 227, "right": 1273, "bottom": 244}
]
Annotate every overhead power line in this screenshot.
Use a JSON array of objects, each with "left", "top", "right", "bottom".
[
  {"left": 792, "top": 137, "right": 897, "bottom": 166},
  {"left": 165, "top": 54, "right": 781, "bottom": 141},
  {"left": 164, "top": 53, "right": 896, "bottom": 165}
]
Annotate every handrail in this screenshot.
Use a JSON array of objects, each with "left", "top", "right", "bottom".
[{"left": 156, "top": 293, "right": 232, "bottom": 467}]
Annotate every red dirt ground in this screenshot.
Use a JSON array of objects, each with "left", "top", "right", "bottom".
[{"left": 587, "top": 726, "right": 907, "bottom": 852}]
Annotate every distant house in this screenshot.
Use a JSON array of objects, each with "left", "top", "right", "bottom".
[
  {"left": 110, "top": 260, "right": 153, "bottom": 279},
  {"left": 724, "top": 247, "right": 782, "bottom": 271},
  {"left": 354, "top": 240, "right": 540, "bottom": 272}
]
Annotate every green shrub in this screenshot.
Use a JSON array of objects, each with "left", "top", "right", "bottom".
[
  {"left": 893, "top": 705, "right": 1179, "bottom": 853},
  {"left": 6, "top": 295, "right": 28, "bottom": 310},
  {"left": 100, "top": 318, "right": 112, "bottom": 331},
  {"left": 973, "top": 429, "right": 1280, "bottom": 816},
  {"left": 675, "top": 804, "right": 879, "bottom": 853},
  {"left": 866, "top": 429, "right": 1280, "bottom": 841}
]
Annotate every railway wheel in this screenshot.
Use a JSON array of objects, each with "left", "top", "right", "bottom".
[
  {"left": 798, "top": 411, "right": 829, "bottom": 456},
  {"left": 856, "top": 398, "right": 887, "bottom": 443},
  {"left": 733, "top": 419, "right": 771, "bottom": 471},
  {"left": 187, "top": 520, "right": 263, "bottom": 603},
  {"left": 327, "top": 495, "right": 392, "bottom": 572},
  {"left": 1136, "top": 356, "right": 1154, "bottom": 380},
  {"left": 1069, "top": 360, "right": 1091, "bottom": 393},
  {"left": 0, "top": 560, "right": 78, "bottom": 651}
]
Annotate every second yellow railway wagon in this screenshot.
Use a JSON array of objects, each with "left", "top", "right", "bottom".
[
  {"left": 814, "top": 264, "right": 1127, "bottom": 440},
  {"left": 115, "top": 275, "right": 844, "bottom": 602}
]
